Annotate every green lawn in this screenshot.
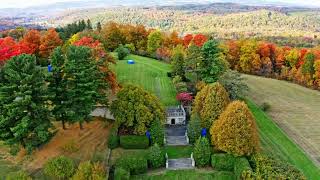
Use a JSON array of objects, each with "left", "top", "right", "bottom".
[
  {"left": 113, "top": 54, "right": 178, "bottom": 106},
  {"left": 164, "top": 146, "right": 193, "bottom": 159},
  {"left": 247, "top": 99, "right": 320, "bottom": 179},
  {"left": 131, "top": 170, "right": 234, "bottom": 180}
]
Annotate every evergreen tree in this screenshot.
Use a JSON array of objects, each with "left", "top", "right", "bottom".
[
  {"left": 48, "top": 47, "right": 68, "bottom": 129},
  {"left": 0, "top": 55, "right": 52, "bottom": 152},
  {"left": 64, "top": 46, "right": 102, "bottom": 129},
  {"left": 97, "top": 22, "right": 102, "bottom": 32},
  {"left": 86, "top": 19, "right": 93, "bottom": 30},
  {"left": 200, "top": 40, "right": 229, "bottom": 83},
  {"left": 79, "top": 20, "right": 87, "bottom": 31}
]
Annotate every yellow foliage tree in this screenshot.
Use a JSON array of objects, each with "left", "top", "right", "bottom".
[
  {"left": 192, "top": 83, "right": 230, "bottom": 129},
  {"left": 210, "top": 101, "right": 260, "bottom": 156}
]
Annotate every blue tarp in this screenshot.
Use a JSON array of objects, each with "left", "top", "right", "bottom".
[{"left": 127, "top": 60, "right": 135, "bottom": 64}]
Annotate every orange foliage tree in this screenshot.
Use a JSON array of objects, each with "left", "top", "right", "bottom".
[
  {"left": 192, "top": 83, "right": 230, "bottom": 129},
  {"left": 193, "top": 34, "right": 208, "bottom": 47},
  {"left": 20, "top": 29, "right": 41, "bottom": 55},
  {"left": 210, "top": 101, "right": 260, "bottom": 156},
  {"left": 39, "top": 28, "right": 63, "bottom": 58}
]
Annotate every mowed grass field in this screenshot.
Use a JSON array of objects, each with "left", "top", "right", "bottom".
[
  {"left": 244, "top": 74, "right": 320, "bottom": 178},
  {"left": 113, "top": 54, "right": 178, "bottom": 106}
]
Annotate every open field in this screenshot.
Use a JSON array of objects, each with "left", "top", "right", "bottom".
[
  {"left": 113, "top": 55, "right": 178, "bottom": 106},
  {"left": 244, "top": 74, "right": 320, "bottom": 178}
]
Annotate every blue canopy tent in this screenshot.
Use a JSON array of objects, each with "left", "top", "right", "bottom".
[{"left": 127, "top": 60, "right": 135, "bottom": 64}]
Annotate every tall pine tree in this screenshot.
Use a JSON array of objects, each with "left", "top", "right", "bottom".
[
  {"left": 0, "top": 54, "right": 52, "bottom": 152},
  {"left": 64, "top": 46, "right": 102, "bottom": 129},
  {"left": 48, "top": 47, "right": 69, "bottom": 129}
]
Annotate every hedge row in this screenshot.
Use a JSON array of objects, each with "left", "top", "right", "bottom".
[
  {"left": 120, "top": 135, "right": 149, "bottom": 149},
  {"left": 115, "top": 154, "right": 148, "bottom": 178},
  {"left": 108, "top": 126, "right": 119, "bottom": 149},
  {"left": 234, "top": 157, "right": 253, "bottom": 180},
  {"left": 211, "top": 153, "right": 235, "bottom": 171}
]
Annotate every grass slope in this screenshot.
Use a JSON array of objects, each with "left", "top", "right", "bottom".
[
  {"left": 113, "top": 54, "right": 178, "bottom": 106},
  {"left": 243, "top": 74, "right": 320, "bottom": 163},
  {"left": 244, "top": 76, "right": 320, "bottom": 179}
]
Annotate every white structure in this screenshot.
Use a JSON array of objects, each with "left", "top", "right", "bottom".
[{"left": 166, "top": 105, "right": 186, "bottom": 125}]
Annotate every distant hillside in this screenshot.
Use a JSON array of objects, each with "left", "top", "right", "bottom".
[{"left": 45, "top": 5, "right": 320, "bottom": 38}]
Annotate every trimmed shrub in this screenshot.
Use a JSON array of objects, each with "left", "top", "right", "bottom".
[
  {"left": 114, "top": 167, "right": 130, "bottom": 180},
  {"left": 193, "top": 83, "right": 230, "bottom": 129},
  {"left": 150, "top": 120, "right": 164, "bottom": 146},
  {"left": 108, "top": 126, "right": 119, "bottom": 149},
  {"left": 115, "top": 154, "right": 148, "bottom": 175},
  {"left": 72, "top": 161, "right": 106, "bottom": 180},
  {"left": 120, "top": 136, "right": 149, "bottom": 149},
  {"left": 115, "top": 44, "right": 129, "bottom": 60},
  {"left": 6, "top": 171, "right": 32, "bottom": 180},
  {"left": 148, "top": 143, "right": 165, "bottom": 168},
  {"left": 211, "top": 153, "right": 235, "bottom": 171},
  {"left": 234, "top": 157, "right": 253, "bottom": 180},
  {"left": 260, "top": 102, "right": 271, "bottom": 112},
  {"left": 193, "top": 137, "right": 211, "bottom": 167},
  {"left": 187, "top": 114, "right": 202, "bottom": 144},
  {"left": 211, "top": 101, "right": 260, "bottom": 156},
  {"left": 44, "top": 156, "right": 75, "bottom": 179},
  {"left": 250, "top": 154, "right": 306, "bottom": 179}
]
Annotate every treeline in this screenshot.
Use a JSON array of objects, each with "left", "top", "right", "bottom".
[{"left": 224, "top": 40, "right": 320, "bottom": 90}]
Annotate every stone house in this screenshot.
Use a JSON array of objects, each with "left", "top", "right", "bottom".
[{"left": 166, "top": 105, "right": 186, "bottom": 125}]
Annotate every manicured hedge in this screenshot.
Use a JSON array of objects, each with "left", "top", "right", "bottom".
[
  {"left": 211, "top": 153, "right": 235, "bottom": 171},
  {"left": 114, "top": 167, "right": 130, "bottom": 180},
  {"left": 234, "top": 157, "right": 253, "bottom": 180},
  {"left": 115, "top": 154, "right": 148, "bottom": 175},
  {"left": 120, "top": 135, "right": 149, "bottom": 149},
  {"left": 108, "top": 126, "right": 119, "bottom": 149}
]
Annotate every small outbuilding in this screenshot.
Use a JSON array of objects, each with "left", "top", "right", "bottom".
[
  {"left": 166, "top": 105, "right": 186, "bottom": 125},
  {"left": 127, "top": 60, "right": 135, "bottom": 64}
]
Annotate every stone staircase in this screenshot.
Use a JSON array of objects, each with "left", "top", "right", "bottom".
[
  {"left": 166, "top": 136, "right": 188, "bottom": 146},
  {"left": 167, "top": 158, "right": 194, "bottom": 170},
  {"left": 164, "top": 125, "right": 195, "bottom": 170}
]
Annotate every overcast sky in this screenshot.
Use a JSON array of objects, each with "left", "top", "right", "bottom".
[
  {"left": 0, "top": 0, "right": 79, "bottom": 8},
  {"left": 0, "top": 0, "right": 319, "bottom": 8}
]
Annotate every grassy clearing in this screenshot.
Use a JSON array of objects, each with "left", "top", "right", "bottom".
[
  {"left": 243, "top": 74, "right": 320, "bottom": 165},
  {"left": 246, "top": 99, "right": 320, "bottom": 179},
  {"left": 164, "top": 146, "right": 193, "bottom": 159},
  {"left": 131, "top": 170, "right": 234, "bottom": 180},
  {"left": 113, "top": 54, "right": 178, "bottom": 106}
]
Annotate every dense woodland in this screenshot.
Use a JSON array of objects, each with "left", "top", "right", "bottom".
[{"left": 49, "top": 7, "right": 320, "bottom": 40}]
